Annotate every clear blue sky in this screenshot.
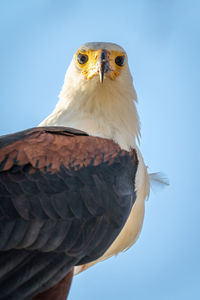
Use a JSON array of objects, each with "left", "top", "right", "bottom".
[{"left": 1, "top": 1, "right": 199, "bottom": 299}]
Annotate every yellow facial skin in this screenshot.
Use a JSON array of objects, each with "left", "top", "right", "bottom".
[{"left": 76, "top": 49, "right": 126, "bottom": 81}]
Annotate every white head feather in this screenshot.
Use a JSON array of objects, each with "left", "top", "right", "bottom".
[{"left": 39, "top": 42, "right": 140, "bottom": 151}]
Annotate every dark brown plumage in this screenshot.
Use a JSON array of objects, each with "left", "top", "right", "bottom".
[
  {"left": 32, "top": 268, "right": 74, "bottom": 300},
  {"left": 0, "top": 127, "right": 138, "bottom": 300}
]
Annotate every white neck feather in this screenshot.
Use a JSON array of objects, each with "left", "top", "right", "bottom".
[{"left": 39, "top": 61, "right": 140, "bottom": 151}]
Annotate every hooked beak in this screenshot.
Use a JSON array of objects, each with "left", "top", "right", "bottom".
[{"left": 98, "top": 50, "right": 110, "bottom": 83}]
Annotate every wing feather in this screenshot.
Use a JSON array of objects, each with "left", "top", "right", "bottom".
[{"left": 0, "top": 127, "right": 138, "bottom": 299}]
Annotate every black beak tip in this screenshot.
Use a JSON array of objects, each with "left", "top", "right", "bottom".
[
  {"left": 100, "top": 71, "right": 104, "bottom": 83},
  {"left": 99, "top": 50, "right": 109, "bottom": 83}
]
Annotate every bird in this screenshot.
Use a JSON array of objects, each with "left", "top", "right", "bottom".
[{"left": 0, "top": 42, "right": 152, "bottom": 300}]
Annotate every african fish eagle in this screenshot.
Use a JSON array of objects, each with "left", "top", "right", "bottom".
[{"left": 0, "top": 42, "right": 152, "bottom": 300}]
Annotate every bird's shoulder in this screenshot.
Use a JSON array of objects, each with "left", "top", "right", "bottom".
[{"left": 0, "top": 126, "right": 137, "bottom": 173}]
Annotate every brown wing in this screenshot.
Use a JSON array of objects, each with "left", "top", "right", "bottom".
[
  {"left": 31, "top": 268, "right": 74, "bottom": 300},
  {"left": 0, "top": 127, "right": 138, "bottom": 300}
]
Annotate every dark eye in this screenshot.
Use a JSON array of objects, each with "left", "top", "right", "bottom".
[
  {"left": 115, "top": 56, "right": 125, "bottom": 66},
  {"left": 77, "top": 53, "right": 88, "bottom": 64}
]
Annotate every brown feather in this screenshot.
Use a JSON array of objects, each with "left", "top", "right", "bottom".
[
  {"left": 31, "top": 268, "right": 74, "bottom": 300},
  {"left": 0, "top": 128, "right": 134, "bottom": 174}
]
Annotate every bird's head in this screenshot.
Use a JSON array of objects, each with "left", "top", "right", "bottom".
[
  {"left": 43, "top": 42, "right": 140, "bottom": 149},
  {"left": 59, "top": 42, "right": 137, "bottom": 102},
  {"left": 74, "top": 42, "right": 126, "bottom": 83}
]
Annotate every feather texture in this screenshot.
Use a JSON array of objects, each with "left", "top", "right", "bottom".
[
  {"left": 0, "top": 127, "right": 138, "bottom": 299},
  {"left": 149, "top": 172, "right": 169, "bottom": 191}
]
